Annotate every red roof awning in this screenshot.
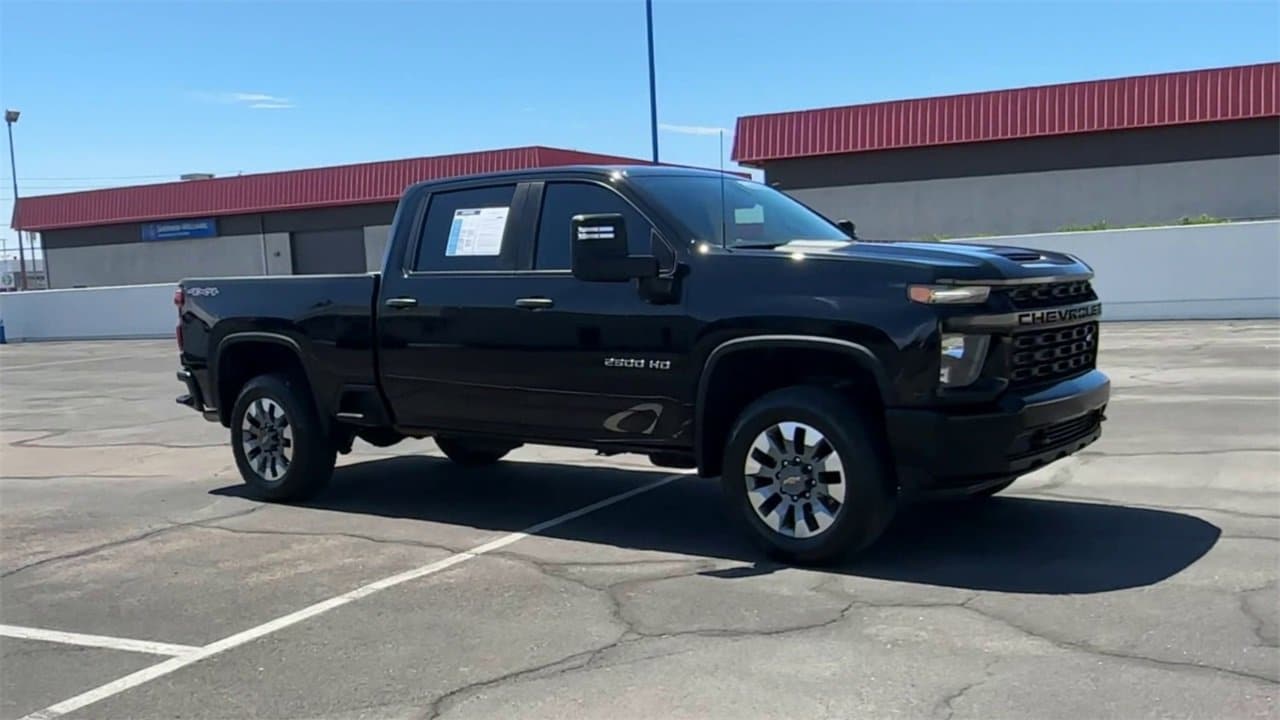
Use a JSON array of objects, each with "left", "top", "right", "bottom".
[
  {"left": 732, "top": 62, "right": 1279, "bottom": 165},
  {"left": 13, "top": 146, "right": 659, "bottom": 231}
]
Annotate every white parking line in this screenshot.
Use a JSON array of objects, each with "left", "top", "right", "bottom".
[
  {"left": 20, "top": 472, "right": 686, "bottom": 720},
  {"left": 1, "top": 353, "right": 151, "bottom": 371},
  {"left": 0, "top": 624, "right": 199, "bottom": 657}
]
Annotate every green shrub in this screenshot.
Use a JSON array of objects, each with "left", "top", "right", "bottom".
[
  {"left": 1175, "top": 214, "right": 1228, "bottom": 226},
  {"left": 1057, "top": 221, "right": 1112, "bottom": 232},
  {"left": 1056, "top": 215, "right": 1229, "bottom": 232},
  {"left": 915, "top": 214, "right": 1231, "bottom": 241}
]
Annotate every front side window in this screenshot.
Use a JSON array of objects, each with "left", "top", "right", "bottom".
[
  {"left": 631, "top": 175, "right": 849, "bottom": 249},
  {"left": 534, "top": 182, "right": 654, "bottom": 270},
  {"left": 414, "top": 184, "right": 518, "bottom": 271}
]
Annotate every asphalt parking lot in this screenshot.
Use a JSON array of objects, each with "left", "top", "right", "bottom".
[{"left": 1, "top": 321, "right": 1276, "bottom": 720}]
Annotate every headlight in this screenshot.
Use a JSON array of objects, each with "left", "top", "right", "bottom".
[
  {"left": 908, "top": 284, "right": 990, "bottom": 304},
  {"left": 940, "top": 333, "right": 990, "bottom": 387}
]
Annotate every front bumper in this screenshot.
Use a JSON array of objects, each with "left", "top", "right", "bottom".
[{"left": 886, "top": 370, "right": 1110, "bottom": 499}]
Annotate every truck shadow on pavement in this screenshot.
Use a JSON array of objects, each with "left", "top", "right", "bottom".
[{"left": 212, "top": 455, "right": 1220, "bottom": 595}]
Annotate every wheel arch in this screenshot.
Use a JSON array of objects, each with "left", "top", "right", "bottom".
[
  {"left": 212, "top": 332, "right": 320, "bottom": 428},
  {"left": 694, "top": 335, "right": 892, "bottom": 478}
]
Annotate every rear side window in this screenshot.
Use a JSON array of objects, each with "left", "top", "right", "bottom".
[
  {"left": 534, "top": 182, "right": 654, "bottom": 270},
  {"left": 414, "top": 184, "right": 518, "bottom": 272}
]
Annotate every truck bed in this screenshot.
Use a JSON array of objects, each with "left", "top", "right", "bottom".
[{"left": 177, "top": 273, "right": 381, "bottom": 421}]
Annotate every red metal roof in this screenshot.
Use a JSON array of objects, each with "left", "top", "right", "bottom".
[
  {"left": 732, "top": 62, "right": 1279, "bottom": 165},
  {"left": 13, "top": 146, "right": 661, "bottom": 231}
]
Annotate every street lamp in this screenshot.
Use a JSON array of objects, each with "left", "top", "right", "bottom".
[
  {"left": 646, "top": 0, "right": 658, "bottom": 163},
  {"left": 5, "top": 108, "right": 27, "bottom": 291}
]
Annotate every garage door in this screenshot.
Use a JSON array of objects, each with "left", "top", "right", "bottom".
[{"left": 291, "top": 228, "right": 367, "bottom": 275}]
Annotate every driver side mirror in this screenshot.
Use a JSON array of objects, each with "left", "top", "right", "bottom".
[
  {"left": 837, "top": 219, "right": 858, "bottom": 239},
  {"left": 571, "top": 213, "right": 659, "bottom": 282}
]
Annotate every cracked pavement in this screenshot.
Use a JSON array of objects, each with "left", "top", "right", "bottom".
[{"left": 1, "top": 324, "right": 1277, "bottom": 719}]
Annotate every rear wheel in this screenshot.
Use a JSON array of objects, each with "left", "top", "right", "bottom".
[
  {"left": 721, "top": 386, "right": 895, "bottom": 565},
  {"left": 435, "top": 436, "right": 518, "bottom": 467},
  {"left": 230, "top": 373, "right": 335, "bottom": 501}
]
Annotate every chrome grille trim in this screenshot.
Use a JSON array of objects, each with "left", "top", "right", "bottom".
[{"left": 1009, "top": 322, "right": 1098, "bottom": 387}]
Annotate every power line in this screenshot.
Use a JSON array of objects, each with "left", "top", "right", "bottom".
[
  {"left": 16, "top": 172, "right": 177, "bottom": 179},
  {"left": 15, "top": 173, "right": 223, "bottom": 181},
  {"left": 3, "top": 187, "right": 123, "bottom": 193},
  {"left": 1, "top": 188, "right": 120, "bottom": 199}
]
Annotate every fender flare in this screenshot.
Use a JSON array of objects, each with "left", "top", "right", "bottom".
[
  {"left": 212, "top": 331, "right": 310, "bottom": 425},
  {"left": 693, "top": 334, "right": 891, "bottom": 472}
]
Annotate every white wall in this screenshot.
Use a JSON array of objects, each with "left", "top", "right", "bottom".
[
  {"left": 0, "top": 283, "right": 176, "bottom": 342},
  {"left": 945, "top": 220, "right": 1280, "bottom": 320}
]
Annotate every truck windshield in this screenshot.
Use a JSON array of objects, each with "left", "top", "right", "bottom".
[{"left": 631, "top": 175, "right": 851, "bottom": 249}]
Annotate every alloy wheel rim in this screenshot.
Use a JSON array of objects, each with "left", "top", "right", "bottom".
[
  {"left": 743, "top": 421, "right": 846, "bottom": 538},
  {"left": 240, "top": 398, "right": 293, "bottom": 482}
]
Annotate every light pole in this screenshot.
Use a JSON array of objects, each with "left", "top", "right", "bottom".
[
  {"left": 5, "top": 109, "right": 26, "bottom": 291},
  {"left": 645, "top": 0, "right": 659, "bottom": 162}
]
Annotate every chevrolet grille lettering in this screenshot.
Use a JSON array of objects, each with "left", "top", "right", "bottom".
[{"left": 1017, "top": 303, "right": 1102, "bottom": 326}]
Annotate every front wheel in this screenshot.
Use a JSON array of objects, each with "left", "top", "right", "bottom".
[
  {"left": 230, "top": 373, "right": 335, "bottom": 501},
  {"left": 721, "top": 386, "right": 895, "bottom": 565},
  {"left": 961, "top": 477, "right": 1017, "bottom": 501}
]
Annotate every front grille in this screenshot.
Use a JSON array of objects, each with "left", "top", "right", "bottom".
[
  {"left": 1035, "top": 411, "right": 1102, "bottom": 450},
  {"left": 1010, "top": 410, "right": 1103, "bottom": 459},
  {"left": 1009, "top": 322, "right": 1097, "bottom": 387},
  {"left": 999, "top": 280, "right": 1097, "bottom": 309},
  {"left": 1040, "top": 413, "right": 1098, "bottom": 447}
]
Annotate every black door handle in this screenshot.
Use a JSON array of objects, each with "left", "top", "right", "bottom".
[
  {"left": 384, "top": 297, "right": 418, "bottom": 309},
  {"left": 514, "top": 297, "right": 554, "bottom": 309}
]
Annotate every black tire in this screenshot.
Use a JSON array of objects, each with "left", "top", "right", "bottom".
[
  {"left": 721, "top": 386, "right": 896, "bottom": 565},
  {"left": 356, "top": 427, "right": 405, "bottom": 448},
  {"left": 963, "top": 477, "right": 1017, "bottom": 500},
  {"left": 435, "top": 436, "right": 517, "bottom": 467},
  {"left": 230, "top": 373, "right": 335, "bottom": 501}
]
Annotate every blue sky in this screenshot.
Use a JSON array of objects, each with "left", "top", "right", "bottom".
[{"left": 1, "top": 0, "right": 1277, "bottom": 252}]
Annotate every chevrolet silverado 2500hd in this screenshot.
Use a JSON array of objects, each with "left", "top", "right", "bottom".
[{"left": 174, "top": 165, "right": 1109, "bottom": 563}]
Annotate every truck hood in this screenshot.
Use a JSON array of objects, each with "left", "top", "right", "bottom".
[{"left": 772, "top": 239, "right": 1093, "bottom": 282}]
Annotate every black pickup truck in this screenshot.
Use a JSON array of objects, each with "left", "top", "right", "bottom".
[{"left": 175, "top": 164, "right": 1109, "bottom": 563}]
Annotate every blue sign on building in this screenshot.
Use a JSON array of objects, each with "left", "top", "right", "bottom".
[{"left": 141, "top": 218, "right": 218, "bottom": 241}]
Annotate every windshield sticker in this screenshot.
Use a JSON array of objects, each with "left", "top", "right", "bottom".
[
  {"left": 734, "top": 205, "right": 764, "bottom": 224},
  {"left": 445, "top": 207, "right": 509, "bottom": 256}
]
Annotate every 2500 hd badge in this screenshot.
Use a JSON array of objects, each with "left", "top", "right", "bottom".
[
  {"left": 1018, "top": 302, "right": 1102, "bottom": 326},
  {"left": 604, "top": 357, "right": 672, "bottom": 370}
]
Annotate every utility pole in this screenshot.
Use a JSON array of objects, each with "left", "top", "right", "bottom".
[
  {"left": 5, "top": 109, "right": 26, "bottom": 291},
  {"left": 646, "top": 0, "right": 659, "bottom": 162}
]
